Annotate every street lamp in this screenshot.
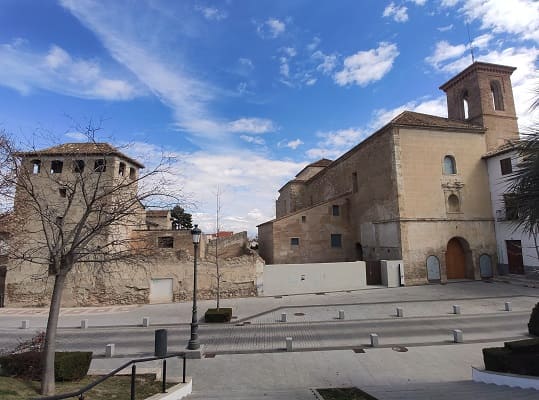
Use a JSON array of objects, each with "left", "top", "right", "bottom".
[{"left": 187, "top": 224, "right": 202, "bottom": 350}]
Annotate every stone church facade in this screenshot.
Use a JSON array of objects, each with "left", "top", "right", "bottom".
[{"left": 258, "top": 62, "right": 520, "bottom": 285}]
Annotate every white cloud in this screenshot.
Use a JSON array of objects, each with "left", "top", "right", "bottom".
[
  {"left": 305, "top": 78, "right": 317, "bottom": 86},
  {"left": 0, "top": 41, "right": 139, "bottom": 100},
  {"left": 425, "top": 41, "right": 467, "bottom": 68},
  {"left": 306, "top": 128, "right": 367, "bottom": 160},
  {"left": 257, "top": 18, "right": 286, "bottom": 39},
  {"left": 240, "top": 135, "right": 265, "bottom": 145},
  {"left": 383, "top": 2, "right": 409, "bottom": 23},
  {"left": 126, "top": 143, "right": 305, "bottom": 235},
  {"left": 307, "top": 36, "right": 321, "bottom": 52},
  {"left": 60, "top": 0, "right": 275, "bottom": 139},
  {"left": 238, "top": 58, "right": 254, "bottom": 69},
  {"left": 408, "top": 0, "right": 427, "bottom": 5},
  {"left": 285, "top": 139, "right": 303, "bottom": 149},
  {"left": 312, "top": 51, "right": 338, "bottom": 75},
  {"left": 460, "top": 0, "right": 539, "bottom": 42},
  {"left": 279, "top": 61, "right": 290, "bottom": 78},
  {"left": 195, "top": 5, "right": 227, "bottom": 21},
  {"left": 226, "top": 118, "right": 276, "bottom": 134},
  {"left": 281, "top": 47, "right": 297, "bottom": 57},
  {"left": 440, "top": 0, "right": 459, "bottom": 6},
  {"left": 64, "top": 131, "right": 89, "bottom": 141},
  {"left": 334, "top": 42, "right": 399, "bottom": 87},
  {"left": 437, "top": 24, "right": 454, "bottom": 32}
]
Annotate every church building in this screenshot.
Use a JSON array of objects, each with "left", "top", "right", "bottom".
[{"left": 258, "top": 62, "right": 520, "bottom": 285}]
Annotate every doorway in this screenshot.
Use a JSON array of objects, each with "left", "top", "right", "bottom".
[
  {"left": 506, "top": 240, "right": 524, "bottom": 274},
  {"left": 365, "top": 260, "right": 382, "bottom": 285},
  {"left": 446, "top": 238, "right": 467, "bottom": 279},
  {"left": 355, "top": 243, "right": 363, "bottom": 261}
]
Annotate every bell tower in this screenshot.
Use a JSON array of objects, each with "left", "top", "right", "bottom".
[{"left": 440, "top": 62, "right": 519, "bottom": 151}]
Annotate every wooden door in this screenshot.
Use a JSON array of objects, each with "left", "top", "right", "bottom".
[
  {"left": 366, "top": 261, "right": 382, "bottom": 285},
  {"left": 506, "top": 240, "right": 524, "bottom": 274},
  {"left": 0, "top": 266, "right": 6, "bottom": 308},
  {"left": 446, "top": 238, "right": 466, "bottom": 279}
]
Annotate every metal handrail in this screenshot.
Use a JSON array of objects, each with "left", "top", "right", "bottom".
[{"left": 33, "top": 352, "right": 187, "bottom": 400}]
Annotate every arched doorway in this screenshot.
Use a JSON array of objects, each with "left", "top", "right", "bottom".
[{"left": 446, "top": 238, "right": 467, "bottom": 279}]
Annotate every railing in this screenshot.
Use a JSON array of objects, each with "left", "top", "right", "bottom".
[{"left": 33, "top": 352, "right": 187, "bottom": 400}]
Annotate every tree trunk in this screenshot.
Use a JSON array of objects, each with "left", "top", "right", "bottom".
[{"left": 40, "top": 273, "right": 67, "bottom": 395}]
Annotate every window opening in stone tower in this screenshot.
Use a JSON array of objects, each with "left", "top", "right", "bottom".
[
  {"left": 462, "top": 90, "right": 469, "bottom": 119},
  {"left": 443, "top": 156, "right": 457, "bottom": 175},
  {"left": 490, "top": 80, "right": 504, "bottom": 111}
]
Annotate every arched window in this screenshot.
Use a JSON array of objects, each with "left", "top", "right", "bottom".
[
  {"left": 490, "top": 80, "right": 504, "bottom": 111},
  {"left": 448, "top": 194, "right": 460, "bottom": 213},
  {"left": 462, "top": 90, "right": 469, "bottom": 119},
  {"left": 443, "top": 155, "right": 457, "bottom": 175},
  {"left": 426, "top": 255, "right": 441, "bottom": 281}
]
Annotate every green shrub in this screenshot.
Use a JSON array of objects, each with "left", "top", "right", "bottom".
[
  {"left": 528, "top": 302, "right": 539, "bottom": 336},
  {"left": 55, "top": 352, "right": 93, "bottom": 381},
  {"left": 204, "top": 308, "right": 233, "bottom": 323},
  {"left": 0, "top": 351, "right": 92, "bottom": 381},
  {"left": 0, "top": 351, "right": 42, "bottom": 379},
  {"left": 483, "top": 347, "right": 510, "bottom": 373},
  {"left": 504, "top": 338, "right": 539, "bottom": 353}
]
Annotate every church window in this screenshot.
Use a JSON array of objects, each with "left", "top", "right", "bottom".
[
  {"left": 50, "top": 160, "right": 63, "bottom": 174},
  {"left": 94, "top": 159, "right": 106, "bottom": 172},
  {"left": 447, "top": 194, "right": 460, "bottom": 213},
  {"left": 73, "top": 160, "right": 85, "bottom": 173},
  {"left": 462, "top": 90, "right": 469, "bottom": 119},
  {"left": 31, "top": 160, "right": 41, "bottom": 174},
  {"left": 290, "top": 237, "right": 299, "bottom": 246},
  {"left": 500, "top": 157, "right": 512, "bottom": 175},
  {"left": 332, "top": 205, "right": 340, "bottom": 216},
  {"left": 443, "top": 156, "right": 457, "bottom": 175},
  {"left": 330, "top": 234, "right": 342, "bottom": 248},
  {"left": 490, "top": 80, "right": 504, "bottom": 111},
  {"left": 118, "top": 162, "right": 126, "bottom": 176}
]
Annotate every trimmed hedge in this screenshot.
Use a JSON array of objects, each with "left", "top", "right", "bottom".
[
  {"left": 483, "top": 340, "right": 539, "bottom": 377},
  {"left": 204, "top": 307, "right": 233, "bottom": 323},
  {"left": 0, "top": 351, "right": 92, "bottom": 381},
  {"left": 529, "top": 302, "right": 539, "bottom": 336}
]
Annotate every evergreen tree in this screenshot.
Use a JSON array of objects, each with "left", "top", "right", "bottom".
[{"left": 171, "top": 205, "right": 193, "bottom": 229}]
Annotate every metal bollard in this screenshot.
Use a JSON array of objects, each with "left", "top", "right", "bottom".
[
  {"left": 286, "top": 337, "right": 293, "bottom": 351},
  {"left": 505, "top": 302, "right": 512, "bottom": 311},
  {"left": 130, "top": 364, "right": 136, "bottom": 400},
  {"left": 142, "top": 317, "right": 150, "bottom": 327},
  {"left": 453, "top": 305, "right": 461, "bottom": 315},
  {"left": 81, "top": 319, "right": 89, "bottom": 329},
  {"left": 105, "top": 343, "right": 115, "bottom": 357},
  {"left": 338, "top": 310, "right": 345, "bottom": 320},
  {"left": 370, "top": 333, "right": 379, "bottom": 347},
  {"left": 281, "top": 312, "right": 287, "bottom": 322},
  {"left": 453, "top": 329, "right": 463, "bottom": 343},
  {"left": 162, "top": 359, "right": 167, "bottom": 393},
  {"left": 396, "top": 307, "right": 404, "bottom": 317},
  {"left": 21, "top": 320, "right": 30, "bottom": 329}
]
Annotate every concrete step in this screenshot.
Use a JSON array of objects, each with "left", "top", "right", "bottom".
[{"left": 186, "top": 388, "right": 318, "bottom": 399}]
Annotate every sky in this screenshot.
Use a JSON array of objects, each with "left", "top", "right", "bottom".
[{"left": 0, "top": 0, "right": 538, "bottom": 236}]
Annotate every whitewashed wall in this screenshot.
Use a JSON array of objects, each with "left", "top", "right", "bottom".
[
  {"left": 261, "top": 261, "right": 366, "bottom": 296},
  {"left": 486, "top": 152, "right": 539, "bottom": 273}
]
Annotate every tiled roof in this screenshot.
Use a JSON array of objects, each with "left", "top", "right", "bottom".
[
  {"left": 16, "top": 142, "right": 145, "bottom": 168},
  {"left": 482, "top": 140, "right": 518, "bottom": 159},
  {"left": 307, "top": 158, "right": 333, "bottom": 168},
  {"left": 390, "top": 111, "right": 484, "bottom": 131}
]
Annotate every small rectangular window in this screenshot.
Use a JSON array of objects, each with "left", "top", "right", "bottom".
[
  {"left": 332, "top": 205, "right": 340, "bottom": 216},
  {"left": 32, "top": 160, "right": 41, "bottom": 174},
  {"left": 158, "top": 236, "right": 174, "bottom": 248},
  {"left": 73, "top": 160, "right": 85, "bottom": 173},
  {"left": 503, "top": 194, "right": 518, "bottom": 220},
  {"left": 500, "top": 158, "right": 512, "bottom": 175},
  {"left": 301, "top": 216, "right": 306, "bottom": 223},
  {"left": 94, "top": 159, "right": 106, "bottom": 172},
  {"left": 330, "top": 234, "right": 342, "bottom": 248},
  {"left": 290, "top": 237, "right": 300, "bottom": 246},
  {"left": 129, "top": 167, "right": 136, "bottom": 180},
  {"left": 59, "top": 188, "right": 67, "bottom": 198},
  {"left": 50, "top": 160, "right": 63, "bottom": 174},
  {"left": 119, "top": 162, "right": 126, "bottom": 176},
  {"left": 352, "top": 172, "right": 358, "bottom": 192}
]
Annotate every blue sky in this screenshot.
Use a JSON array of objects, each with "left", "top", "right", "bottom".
[{"left": 0, "top": 0, "right": 538, "bottom": 235}]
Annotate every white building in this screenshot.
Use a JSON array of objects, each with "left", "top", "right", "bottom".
[{"left": 484, "top": 143, "right": 539, "bottom": 277}]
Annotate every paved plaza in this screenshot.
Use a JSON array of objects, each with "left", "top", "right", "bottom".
[{"left": 1, "top": 280, "right": 538, "bottom": 399}]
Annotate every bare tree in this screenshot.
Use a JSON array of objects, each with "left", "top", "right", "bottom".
[{"left": 3, "top": 129, "right": 179, "bottom": 395}]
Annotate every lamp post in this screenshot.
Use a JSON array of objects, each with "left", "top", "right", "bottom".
[{"left": 187, "top": 224, "right": 202, "bottom": 350}]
